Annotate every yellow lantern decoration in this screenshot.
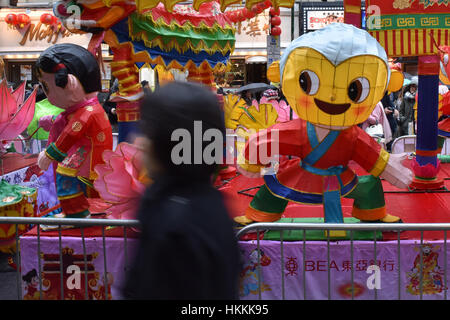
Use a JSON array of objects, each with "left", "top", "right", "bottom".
[
  {"left": 280, "top": 23, "right": 391, "bottom": 128},
  {"left": 387, "top": 70, "right": 404, "bottom": 93},
  {"left": 267, "top": 60, "right": 280, "bottom": 83}
]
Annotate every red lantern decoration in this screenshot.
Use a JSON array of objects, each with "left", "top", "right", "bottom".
[
  {"left": 270, "top": 15, "right": 281, "bottom": 26},
  {"left": 264, "top": 0, "right": 272, "bottom": 8},
  {"left": 256, "top": 2, "right": 266, "bottom": 10},
  {"left": 40, "top": 13, "right": 53, "bottom": 25},
  {"left": 271, "top": 26, "right": 281, "bottom": 36},
  {"left": 269, "top": 7, "right": 280, "bottom": 16},
  {"left": 227, "top": 11, "right": 237, "bottom": 23},
  {"left": 254, "top": 5, "right": 264, "bottom": 14},
  {"left": 17, "top": 13, "right": 31, "bottom": 28},
  {"left": 245, "top": 10, "right": 255, "bottom": 19},
  {"left": 237, "top": 10, "right": 245, "bottom": 22},
  {"left": 4, "top": 13, "right": 17, "bottom": 26}
]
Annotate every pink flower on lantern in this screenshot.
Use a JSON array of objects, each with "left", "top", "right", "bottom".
[
  {"left": 260, "top": 96, "right": 298, "bottom": 122},
  {"left": 410, "top": 159, "right": 441, "bottom": 179},
  {"left": 94, "top": 142, "right": 149, "bottom": 222},
  {"left": 0, "top": 80, "right": 36, "bottom": 154}
]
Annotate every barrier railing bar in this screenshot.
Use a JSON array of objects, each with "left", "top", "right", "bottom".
[
  {"left": 123, "top": 227, "right": 128, "bottom": 274},
  {"left": 374, "top": 230, "right": 377, "bottom": 300},
  {"left": 303, "top": 229, "right": 306, "bottom": 300},
  {"left": 350, "top": 230, "right": 354, "bottom": 300},
  {"left": 15, "top": 224, "right": 21, "bottom": 300},
  {"left": 397, "top": 230, "right": 401, "bottom": 300},
  {"left": 0, "top": 217, "right": 140, "bottom": 227},
  {"left": 237, "top": 223, "right": 450, "bottom": 237},
  {"left": 257, "top": 228, "right": 261, "bottom": 300},
  {"left": 327, "top": 230, "right": 330, "bottom": 300},
  {"left": 420, "top": 231, "right": 423, "bottom": 300},
  {"left": 37, "top": 224, "right": 42, "bottom": 300},
  {"left": 58, "top": 225, "right": 64, "bottom": 300},
  {"left": 80, "top": 227, "right": 89, "bottom": 300},
  {"left": 445, "top": 231, "right": 448, "bottom": 301},
  {"left": 280, "top": 231, "right": 285, "bottom": 300},
  {"left": 102, "top": 226, "right": 108, "bottom": 300}
]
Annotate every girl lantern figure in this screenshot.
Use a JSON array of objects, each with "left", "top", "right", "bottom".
[
  {"left": 235, "top": 23, "right": 413, "bottom": 230},
  {"left": 36, "top": 44, "right": 113, "bottom": 219}
]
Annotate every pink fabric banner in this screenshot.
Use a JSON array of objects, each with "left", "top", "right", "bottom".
[
  {"left": 20, "top": 235, "right": 138, "bottom": 300},
  {"left": 238, "top": 240, "right": 449, "bottom": 300},
  {"left": 19, "top": 234, "right": 449, "bottom": 300}
]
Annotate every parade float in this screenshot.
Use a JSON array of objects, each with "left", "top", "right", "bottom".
[
  {"left": 223, "top": 0, "right": 450, "bottom": 300},
  {"left": 6, "top": 0, "right": 450, "bottom": 300}
]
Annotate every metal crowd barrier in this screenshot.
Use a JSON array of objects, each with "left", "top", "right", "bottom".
[
  {"left": 0, "top": 217, "right": 140, "bottom": 300},
  {"left": 390, "top": 135, "right": 450, "bottom": 155},
  {"left": 237, "top": 222, "right": 450, "bottom": 300},
  {"left": 2, "top": 217, "right": 450, "bottom": 300}
]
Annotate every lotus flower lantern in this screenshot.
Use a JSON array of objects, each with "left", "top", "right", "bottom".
[{"left": 0, "top": 79, "right": 37, "bottom": 154}]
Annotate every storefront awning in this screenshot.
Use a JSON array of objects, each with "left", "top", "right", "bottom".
[{"left": 245, "top": 55, "right": 267, "bottom": 64}]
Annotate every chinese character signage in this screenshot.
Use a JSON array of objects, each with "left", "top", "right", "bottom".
[{"left": 235, "top": 14, "right": 271, "bottom": 38}]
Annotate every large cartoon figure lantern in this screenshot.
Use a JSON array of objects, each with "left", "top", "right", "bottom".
[
  {"left": 235, "top": 23, "right": 413, "bottom": 229},
  {"left": 36, "top": 43, "right": 113, "bottom": 219}
]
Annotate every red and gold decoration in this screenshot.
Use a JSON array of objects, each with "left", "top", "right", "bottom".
[
  {"left": 17, "top": 13, "right": 31, "bottom": 29},
  {"left": 39, "top": 13, "right": 61, "bottom": 30},
  {"left": 22, "top": 247, "right": 113, "bottom": 300},
  {"left": 224, "top": 0, "right": 271, "bottom": 24},
  {"left": 365, "top": 0, "right": 449, "bottom": 57},
  {"left": 343, "top": 0, "right": 362, "bottom": 28},
  {"left": 40, "top": 13, "right": 54, "bottom": 25},
  {"left": 4, "top": 13, "right": 18, "bottom": 26},
  {"left": 135, "top": 0, "right": 293, "bottom": 13},
  {"left": 269, "top": 6, "right": 281, "bottom": 36},
  {"left": 53, "top": 0, "right": 240, "bottom": 142}
]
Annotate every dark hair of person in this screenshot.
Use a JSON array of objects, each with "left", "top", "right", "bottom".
[
  {"left": 140, "top": 81, "right": 225, "bottom": 181},
  {"left": 35, "top": 43, "right": 101, "bottom": 93}
]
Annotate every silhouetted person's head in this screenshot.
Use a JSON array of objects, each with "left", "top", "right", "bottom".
[{"left": 140, "top": 81, "right": 225, "bottom": 182}]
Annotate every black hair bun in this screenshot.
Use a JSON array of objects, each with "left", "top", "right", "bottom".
[{"left": 54, "top": 67, "right": 69, "bottom": 88}]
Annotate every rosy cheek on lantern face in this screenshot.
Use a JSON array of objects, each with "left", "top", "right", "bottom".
[
  {"left": 297, "top": 94, "right": 313, "bottom": 109},
  {"left": 352, "top": 105, "right": 369, "bottom": 117}
]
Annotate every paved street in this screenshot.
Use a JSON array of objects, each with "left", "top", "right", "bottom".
[{"left": 0, "top": 252, "right": 19, "bottom": 300}]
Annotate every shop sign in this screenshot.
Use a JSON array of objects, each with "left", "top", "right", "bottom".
[
  {"left": 19, "top": 22, "right": 73, "bottom": 46},
  {"left": 235, "top": 14, "right": 270, "bottom": 38},
  {"left": 306, "top": 10, "right": 344, "bottom": 30},
  {"left": 267, "top": 35, "right": 280, "bottom": 65}
]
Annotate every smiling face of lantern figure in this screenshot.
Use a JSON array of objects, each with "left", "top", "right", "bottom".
[{"left": 281, "top": 47, "right": 389, "bottom": 129}]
